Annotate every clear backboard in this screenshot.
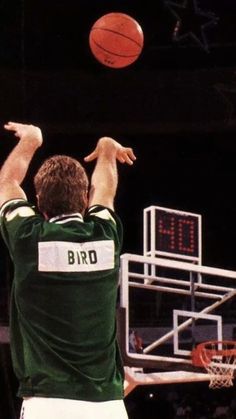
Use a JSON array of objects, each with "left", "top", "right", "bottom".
[{"left": 119, "top": 206, "right": 236, "bottom": 394}]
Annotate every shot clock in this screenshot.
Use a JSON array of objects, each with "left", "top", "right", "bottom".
[{"left": 143, "top": 206, "right": 202, "bottom": 263}]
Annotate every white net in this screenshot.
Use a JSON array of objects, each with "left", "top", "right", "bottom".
[{"left": 199, "top": 341, "right": 236, "bottom": 389}]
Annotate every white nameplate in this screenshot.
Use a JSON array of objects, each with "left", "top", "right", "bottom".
[{"left": 38, "top": 240, "right": 115, "bottom": 272}]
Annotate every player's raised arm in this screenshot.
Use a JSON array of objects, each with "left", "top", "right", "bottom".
[
  {"left": 0, "top": 122, "right": 43, "bottom": 206},
  {"left": 84, "top": 136, "right": 136, "bottom": 210}
]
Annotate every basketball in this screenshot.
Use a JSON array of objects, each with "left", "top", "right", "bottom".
[{"left": 89, "top": 12, "right": 144, "bottom": 69}]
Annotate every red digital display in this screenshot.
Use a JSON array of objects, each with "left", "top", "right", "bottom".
[{"left": 156, "top": 209, "right": 199, "bottom": 258}]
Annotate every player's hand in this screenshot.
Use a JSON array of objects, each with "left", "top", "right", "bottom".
[
  {"left": 84, "top": 136, "right": 136, "bottom": 165},
  {"left": 4, "top": 122, "right": 43, "bottom": 148},
  {"left": 116, "top": 145, "right": 136, "bottom": 165}
]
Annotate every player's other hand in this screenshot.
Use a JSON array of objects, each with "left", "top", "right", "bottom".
[
  {"left": 4, "top": 122, "right": 43, "bottom": 148},
  {"left": 84, "top": 136, "right": 136, "bottom": 165}
]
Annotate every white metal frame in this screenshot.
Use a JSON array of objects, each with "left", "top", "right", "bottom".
[
  {"left": 122, "top": 206, "right": 236, "bottom": 391},
  {"left": 173, "top": 309, "right": 223, "bottom": 356},
  {"left": 120, "top": 253, "right": 236, "bottom": 367}
]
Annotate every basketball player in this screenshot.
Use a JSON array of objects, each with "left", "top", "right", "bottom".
[{"left": 0, "top": 122, "right": 136, "bottom": 419}]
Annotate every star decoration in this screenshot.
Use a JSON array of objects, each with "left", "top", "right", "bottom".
[
  {"left": 215, "top": 76, "right": 236, "bottom": 125},
  {"left": 165, "top": 0, "right": 219, "bottom": 52}
]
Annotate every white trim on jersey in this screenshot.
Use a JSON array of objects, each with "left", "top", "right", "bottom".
[
  {"left": 49, "top": 213, "right": 83, "bottom": 223},
  {"left": 89, "top": 208, "right": 116, "bottom": 224},
  {"left": 0, "top": 198, "right": 28, "bottom": 218},
  {"left": 88, "top": 205, "right": 116, "bottom": 224},
  {"left": 5, "top": 206, "right": 35, "bottom": 221},
  {"left": 38, "top": 240, "right": 115, "bottom": 272}
]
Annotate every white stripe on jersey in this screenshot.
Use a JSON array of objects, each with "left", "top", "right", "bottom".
[
  {"left": 89, "top": 208, "right": 116, "bottom": 224},
  {"left": 38, "top": 240, "right": 115, "bottom": 272},
  {"left": 0, "top": 199, "right": 28, "bottom": 218},
  {"left": 5, "top": 206, "right": 35, "bottom": 221}
]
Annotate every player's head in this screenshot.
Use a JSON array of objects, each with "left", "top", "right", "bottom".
[{"left": 34, "top": 155, "right": 89, "bottom": 218}]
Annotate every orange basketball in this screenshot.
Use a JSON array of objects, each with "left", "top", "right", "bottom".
[{"left": 89, "top": 12, "right": 144, "bottom": 69}]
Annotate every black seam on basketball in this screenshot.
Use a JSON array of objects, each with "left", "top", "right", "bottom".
[
  {"left": 91, "top": 38, "right": 139, "bottom": 58},
  {"left": 91, "top": 40, "right": 139, "bottom": 57},
  {"left": 91, "top": 27, "right": 142, "bottom": 48}
]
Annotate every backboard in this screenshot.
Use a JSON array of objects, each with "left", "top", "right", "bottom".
[{"left": 119, "top": 206, "right": 236, "bottom": 394}]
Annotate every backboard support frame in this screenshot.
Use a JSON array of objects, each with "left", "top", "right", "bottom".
[{"left": 119, "top": 253, "right": 236, "bottom": 391}]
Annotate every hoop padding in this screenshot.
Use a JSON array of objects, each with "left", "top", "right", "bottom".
[{"left": 192, "top": 341, "right": 236, "bottom": 389}]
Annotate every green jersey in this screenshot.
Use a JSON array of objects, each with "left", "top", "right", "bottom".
[{"left": 0, "top": 199, "right": 124, "bottom": 401}]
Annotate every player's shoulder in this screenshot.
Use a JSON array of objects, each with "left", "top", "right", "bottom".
[
  {"left": 86, "top": 205, "right": 118, "bottom": 224},
  {"left": 0, "top": 198, "right": 36, "bottom": 221}
]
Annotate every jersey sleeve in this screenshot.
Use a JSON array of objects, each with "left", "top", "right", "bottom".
[
  {"left": 0, "top": 199, "right": 37, "bottom": 257},
  {"left": 85, "top": 205, "right": 123, "bottom": 250}
]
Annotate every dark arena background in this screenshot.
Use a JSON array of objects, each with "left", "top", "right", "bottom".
[{"left": 1, "top": 1, "right": 236, "bottom": 418}]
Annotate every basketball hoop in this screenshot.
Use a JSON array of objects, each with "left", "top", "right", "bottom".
[{"left": 192, "top": 341, "right": 236, "bottom": 389}]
